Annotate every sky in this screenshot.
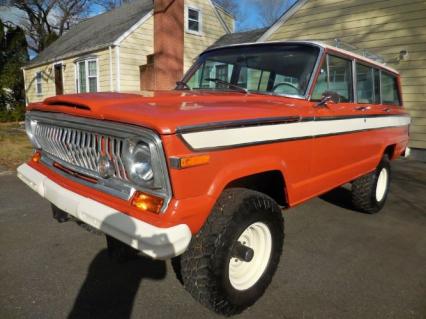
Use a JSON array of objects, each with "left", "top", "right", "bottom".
[
  {"left": 88, "top": 1, "right": 297, "bottom": 32},
  {"left": 231, "top": 0, "right": 297, "bottom": 31}
]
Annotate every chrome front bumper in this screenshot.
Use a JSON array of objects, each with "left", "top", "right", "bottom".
[{"left": 17, "top": 164, "right": 191, "bottom": 260}]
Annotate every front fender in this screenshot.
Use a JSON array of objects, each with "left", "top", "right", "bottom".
[{"left": 206, "top": 155, "right": 288, "bottom": 200}]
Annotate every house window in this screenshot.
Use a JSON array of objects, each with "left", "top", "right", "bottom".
[
  {"left": 76, "top": 59, "right": 98, "bottom": 93},
  {"left": 35, "top": 72, "right": 42, "bottom": 95},
  {"left": 186, "top": 7, "right": 202, "bottom": 34}
]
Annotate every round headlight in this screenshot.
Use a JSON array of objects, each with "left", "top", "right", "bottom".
[{"left": 125, "top": 142, "right": 154, "bottom": 184}]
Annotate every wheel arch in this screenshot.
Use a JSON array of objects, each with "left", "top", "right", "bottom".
[
  {"left": 383, "top": 144, "right": 397, "bottom": 160},
  {"left": 206, "top": 156, "right": 290, "bottom": 208},
  {"left": 225, "top": 170, "right": 288, "bottom": 207}
]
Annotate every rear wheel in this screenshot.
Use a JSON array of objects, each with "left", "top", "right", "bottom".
[
  {"left": 180, "top": 188, "right": 284, "bottom": 316},
  {"left": 351, "top": 156, "right": 391, "bottom": 214}
]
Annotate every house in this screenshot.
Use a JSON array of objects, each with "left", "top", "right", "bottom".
[
  {"left": 253, "top": 0, "right": 426, "bottom": 160},
  {"left": 23, "top": 0, "right": 234, "bottom": 103}
]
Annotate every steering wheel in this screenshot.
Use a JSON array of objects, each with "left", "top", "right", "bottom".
[{"left": 272, "top": 82, "right": 300, "bottom": 95}]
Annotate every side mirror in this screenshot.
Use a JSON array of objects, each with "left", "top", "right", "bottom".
[
  {"left": 315, "top": 91, "right": 340, "bottom": 107},
  {"left": 316, "top": 95, "right": 332, "bottom": 107}
]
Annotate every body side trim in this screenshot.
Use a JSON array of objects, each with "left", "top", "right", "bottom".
[{"left": 180, "top": 114, "right": 410, "bottom": 151}]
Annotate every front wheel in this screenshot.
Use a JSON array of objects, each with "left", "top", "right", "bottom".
[
  {"left": 180, "top": 188, "right": 284, "bottom": 316},
  {"left": 351, "top": 155, "right": 391, "bottom": 214}
]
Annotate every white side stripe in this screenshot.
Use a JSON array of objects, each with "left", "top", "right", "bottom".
[{"left": 181, "top": 116, "right": 410, "bottom": 150}]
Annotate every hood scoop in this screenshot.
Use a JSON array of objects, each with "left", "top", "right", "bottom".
[{"left": 44, "top": 97, "right": 91, "bottom": 110}]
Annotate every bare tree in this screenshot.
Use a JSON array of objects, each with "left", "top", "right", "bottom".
[
  {"left": 13, "top": 0, "right": 90, "bottom": 53},
  {"left": 214, "top": 0, "right": 238, "bottom": 16},
  {"left": 250, "top": 0, "right": 292, "bottom": 27},
  {"left": 93, "top": 0, "right": 133, "bottom": 11}
]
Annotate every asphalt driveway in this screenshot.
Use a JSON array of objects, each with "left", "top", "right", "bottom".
[{"left": 0, "top": 160, "right": 425, "bottom": 319}]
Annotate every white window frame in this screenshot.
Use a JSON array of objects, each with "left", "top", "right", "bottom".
[
  {"left": 75, "top": 58, "right": 99, "bottom": 93},
  {"left": 35, "top": 71, "right": 42, "bottom": 95},
  {"left": 185, "top": 5, "right": 203, "bottom": 36}
]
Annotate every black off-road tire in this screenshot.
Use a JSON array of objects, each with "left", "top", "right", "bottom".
[
  {"left": 180, "top": 188, "right": 284, "bottom": 316},
  {"left": 351, "top": 155, "right": 391, "bottom": 214}
]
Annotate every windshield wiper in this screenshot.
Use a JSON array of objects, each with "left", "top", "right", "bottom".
[
  {"left": 205, "top": 78, "right": 249, "bottom": 94},
  {"left": 175, "top": 81, "right": 192, "bottom": 90}
]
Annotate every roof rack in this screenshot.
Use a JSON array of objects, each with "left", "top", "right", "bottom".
[{"left": 333, "top": 38, "right": 385, "bottom": 64}]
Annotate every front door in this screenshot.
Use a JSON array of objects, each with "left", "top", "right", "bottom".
[
  {"left": 309, "top": 54, "right": 366, "bottom": 195},
  {"left": 54, "top": 64, "right": 64, "bottom": 95}
]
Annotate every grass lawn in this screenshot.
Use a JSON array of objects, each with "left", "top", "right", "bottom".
[{"left": 0, "top": 123, "right": 33, "bottom": 170}]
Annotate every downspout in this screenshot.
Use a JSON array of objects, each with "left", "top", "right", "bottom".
[
  {"left": 109, "top": 46, "right": 113, "bottom": 91},
  {"left": 115, "top": 45, "right": 121, "bottom": 92}
]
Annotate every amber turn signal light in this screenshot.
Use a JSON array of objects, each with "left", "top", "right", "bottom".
[
  {"left": 131, "top": 191, "right": 164, "bottom": 214},
  {"left": 31, "top": 151, "right": 42, "bottom": 163},
  {"left": 174, "top": 154, "right": 210, "bottom": 169}
]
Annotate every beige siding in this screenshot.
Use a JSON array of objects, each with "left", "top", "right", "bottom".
[
  {"left": 119, "top": 15, "right": 154, "bottom": 92},
  {"left": 183, "top": 0, "right": 230, "bottom": 71},
  {"left": 24, "top": 48, "right": 114, "bottom": 103},
  {"left": 266, "top": 0, "right": 426, "bottom": 149}
]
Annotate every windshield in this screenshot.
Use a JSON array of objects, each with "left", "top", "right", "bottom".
[{"left": 181, "top": 44, "right": 320, "bottom": 97}]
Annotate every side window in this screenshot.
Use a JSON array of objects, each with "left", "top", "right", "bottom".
[
  {"left": 311, "top": 64, "right": 327, "bottom": 100},
  {"left": 328, "top": 56, "right": 353, "bottom": 102},
  {"left": 373, "top": 69, "right": 380, "bottom": 104},
  {"left": 381, "top": 73, "right": 401, "bottom": 105},
  {"left": 356, "top": 64, "right": 374, "bottom": 104},
  {"left": 312, "top": 55, "right": 353, "bottom": 102}
]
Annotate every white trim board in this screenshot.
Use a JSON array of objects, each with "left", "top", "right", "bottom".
[
  {"left": 115, "top": 45, "right": 120, "bottom": 91},
  {"left": 208, "top": 0, "right": 231, "bottom": 34}
]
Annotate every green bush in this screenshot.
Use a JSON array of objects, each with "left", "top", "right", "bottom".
[{"left": 0, "top": 104, "right": 26, "bottom": 123}]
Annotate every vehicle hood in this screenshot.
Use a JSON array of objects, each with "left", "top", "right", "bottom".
[{"left": 27, "top": 91, "right": 308, "bottom": 135}]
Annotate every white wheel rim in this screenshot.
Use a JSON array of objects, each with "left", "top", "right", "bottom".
[
  {"left": 228, "top": 222, "right": 272, "bottom": 291},
  {"left": 376, "top": 168, "right": 388, "bottom": 202}
]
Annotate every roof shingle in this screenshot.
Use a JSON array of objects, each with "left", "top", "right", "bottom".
[{"left": 209, "top": 28, "right": 268, "bottom": 49}]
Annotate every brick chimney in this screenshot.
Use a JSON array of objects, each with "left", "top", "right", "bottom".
[{"left": 150, "top": 0, "right": 184, "bottom": 90}]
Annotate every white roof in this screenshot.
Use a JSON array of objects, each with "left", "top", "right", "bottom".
[{"left": 207, "top": 40, "right": 398, "bottom": 74}]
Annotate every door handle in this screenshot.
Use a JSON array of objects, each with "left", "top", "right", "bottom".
[
  {"left": 383, "top": 107, "right": 391, "bottom": 112},
  {"left": 355, "top": 106, "right": 371, "bottom": 111}
]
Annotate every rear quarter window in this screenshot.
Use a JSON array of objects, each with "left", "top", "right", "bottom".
[{"left": 381, "top": 72, "right": 401, "bottom": 106}]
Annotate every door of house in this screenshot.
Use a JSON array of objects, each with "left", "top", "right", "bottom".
[{"left": 54, "top": 64, "right": 64, "bottom": 95}]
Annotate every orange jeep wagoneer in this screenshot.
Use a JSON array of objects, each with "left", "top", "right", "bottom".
[{"left": 18, "top": 41, "right": 410, "bottom": 315}]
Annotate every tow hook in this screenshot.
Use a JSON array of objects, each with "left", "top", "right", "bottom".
[{"left": 232, "top": 242, "right": 254, "bottom": 262}]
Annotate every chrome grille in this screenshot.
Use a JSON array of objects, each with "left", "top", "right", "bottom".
[{"left": 34, "top": 122, "right": 128, "bottom": 180}]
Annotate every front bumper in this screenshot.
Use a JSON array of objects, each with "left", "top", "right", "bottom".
[{"left": 17, "top": 163, "right": 192, "bottom": 260}]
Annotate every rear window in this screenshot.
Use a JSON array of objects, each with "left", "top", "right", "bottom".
[{"left": 381, "top": 72, "right": 401, "bottom": 106}]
